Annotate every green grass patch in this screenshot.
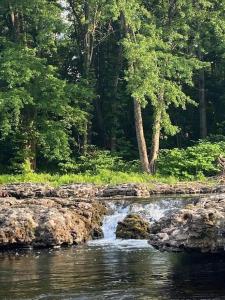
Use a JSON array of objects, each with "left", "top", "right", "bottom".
[{"left": 0, "top": 170, "right": 181, "bottom": 187}]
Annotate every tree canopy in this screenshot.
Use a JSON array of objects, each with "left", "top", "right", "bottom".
[{"left": 1, "top": 0, "right": 225, "bottom": 175}]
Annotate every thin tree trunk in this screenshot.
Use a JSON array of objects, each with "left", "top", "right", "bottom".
[
  {"left": 110, "top": 43, "right": 122, "bottom": 152},
  {"left": 81, "top": 0, "right": 91, "bottom": 154},
  {"left": 120, "top": 11, "right": 150, "bottom": 172},
  {"left": 149, "top": 105, "right": 162, "bottom": 174},
  {"left": 199, "top": 68, "right": 207, "bottom": 138},
  {"left": 25, "top": 137, "right": 36, "bottom": 172},
  {"left": 134, "top": 99, "right": 150, "bottom": 173}
]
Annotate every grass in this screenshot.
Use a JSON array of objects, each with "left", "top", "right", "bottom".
[{"left": 0, "top": 170, "right": 182, "bottom": 187}]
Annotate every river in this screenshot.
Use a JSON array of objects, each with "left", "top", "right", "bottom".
[{"left": 0, "top": 196, "right": 225, "bottom": 300}]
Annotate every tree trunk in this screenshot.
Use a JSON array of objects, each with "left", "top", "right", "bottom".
[
  {"left": 110, "top": 31, "right": 123, "bottom": 152},
  {"left": 25, "top": 138, "right": 36, "bottom": 172},
  {"left": 134, "top": 99, "right": 150, "bottom": 173},
  {"left": 199, "top": 68, "right": 207, "bottom": 138},
  {"left": 120, "top": 11, "right": 150, "bottom": 172},
  {"left": 149, "top": 105, "right": 162, "bottom": 174}
]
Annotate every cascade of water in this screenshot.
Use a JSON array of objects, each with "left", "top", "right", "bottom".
[{"left": 88, "top": 197, "right": 194, "bottom": 248}]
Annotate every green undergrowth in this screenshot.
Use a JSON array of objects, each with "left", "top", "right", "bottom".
[{"left": 0, "top": 170, "right": 214, "bottom": 187}]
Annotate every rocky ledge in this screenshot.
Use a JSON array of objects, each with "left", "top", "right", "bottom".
[
  {"left": 149, "top": 194, "right": 225, "bottom": 253},
  {"left": 0, "top": 196, "right": 106, "bottom": 249},
  {"left": 2, "top": 182, "right": 225, "bottom": 200}
]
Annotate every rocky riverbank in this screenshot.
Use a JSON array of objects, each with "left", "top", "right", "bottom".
[
  {"left": 149, "top": 193, "right": 225, "bottom": 253},
  {"left": 1, "top": 181, "right": 225, "bottom": 200}
]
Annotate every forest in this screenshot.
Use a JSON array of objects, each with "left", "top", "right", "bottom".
[{"left": 1, "top": 0, "right": 225, "bottom": 183}]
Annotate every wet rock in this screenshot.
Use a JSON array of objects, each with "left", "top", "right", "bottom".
[
  {"left": 100, "top": 184, "right": 150, "bottom": 198},
  {"left": 0, "top": 197, "right": 106, "bottom": 249},
  {"left": 116, "top": 214, "right": 150, "bottom": 239},
  {"left": 149, "top": 194, "right": 225, "bottom": 253}
]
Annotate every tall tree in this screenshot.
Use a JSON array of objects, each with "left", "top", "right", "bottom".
[{"left": 0, "top": 0, "right": 87, "bottom": 171}]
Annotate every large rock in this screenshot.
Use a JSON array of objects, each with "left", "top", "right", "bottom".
[
  {"left": 149, "top": 194, "right": 225, "bottom": 253},
  {"left": 116, "top": 214, "right": 150, "bottom": 239},
  {"left": 0, "top": 197, "right": 106, "bottom": 248}
]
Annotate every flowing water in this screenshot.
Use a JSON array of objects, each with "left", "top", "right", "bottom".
[{"left": 1, "top": 196, "right": 225, "bottom": 300}]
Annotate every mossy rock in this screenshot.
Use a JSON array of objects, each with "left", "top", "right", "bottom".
[{"left": 116, "top": 214, "right": 150, "bottom": 239}]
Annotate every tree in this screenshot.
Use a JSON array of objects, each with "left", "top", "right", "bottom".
[{"left": 0, "top": 0, "right": 88, "bottom": 171}]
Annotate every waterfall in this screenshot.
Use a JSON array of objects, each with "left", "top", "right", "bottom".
[{"left": 88, "top": 196, "right": 194, "bottom": 249}]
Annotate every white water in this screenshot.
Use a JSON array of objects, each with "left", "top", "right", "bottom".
[{"left": 89, "top": 197, "right": 192, "bottom": 249}]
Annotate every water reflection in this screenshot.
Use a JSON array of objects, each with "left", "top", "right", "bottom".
[{"left": 0, "top": 246, "right": 225, "bottom": 299}]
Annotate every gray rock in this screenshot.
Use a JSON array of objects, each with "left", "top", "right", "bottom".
[
  {"left": 0, "top": 197, "right": 106, "bottom": 249},
  {"left": 100, "top": 184, "right": 150, "bottom": 198},
  {"left": 149, "top": 194, "right": 225, "bottom": 253}
]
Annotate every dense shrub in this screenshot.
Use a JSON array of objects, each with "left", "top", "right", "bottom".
[
  {"left": 157, "top": 141, "right": 225, "bottom": 179},
  {"left": 59, "top": 149, "right": 141, "bottom": 174}
]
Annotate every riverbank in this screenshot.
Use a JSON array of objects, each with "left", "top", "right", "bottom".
[
  {"left": 1, "top": 180, "right": 225, "bottom": 199},
  {"left": 0, "top": 181, "right": 225, "bottom": 251}
]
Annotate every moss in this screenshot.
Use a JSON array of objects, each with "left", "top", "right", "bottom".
[{"left": 116, "top": 214, "right": 150, "bottom": 239}]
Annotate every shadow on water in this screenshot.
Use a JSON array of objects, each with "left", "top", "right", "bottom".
[{"left": 0, "top": 196, "right": 225, "bottom": 299}]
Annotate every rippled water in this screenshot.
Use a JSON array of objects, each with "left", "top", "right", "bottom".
[{"left": 1, "top": 196, "right": 225, "bottom": 300}]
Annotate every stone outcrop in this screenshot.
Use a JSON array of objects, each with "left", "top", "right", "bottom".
[
  {"left": 149, "top": 194, "right": 225, "bottom": 253},
  {"left": 53, "top": 184, "right": 100, "bottom": 198},
  {"left": 1, "top": 183, "right": 99, "bottom": 199},
  {"left": 116, "top": 214, "right": 150, "bottom": 239},
  {"left": 0, "top": 197, "right": 106, "bottom": 249},
  {"left": 149, "top": 182, "right": 225, "bottom": 195},
  {"left": 100, "top": 184, "right": 150, "bottom": 198},
  {"left": 1, "top": 183, "right": 54, "bottom": 198}
]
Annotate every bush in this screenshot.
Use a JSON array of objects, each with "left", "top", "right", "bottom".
[
  {"left": 157, "top": 141, "right": 225, "bottom": 179},
  {"left": 58, "top": 149, "right": 140, "bottom": 174}
]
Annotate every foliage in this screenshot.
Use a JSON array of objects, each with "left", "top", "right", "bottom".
[
  {"left": 58, "top": 148, "right": 140, "bottom": 174},
  {"left": 1, "top": 0, "right": 225, "bottom": 177},
  {"left": 157, "top": 141, "right": 225, "bottom": 179}
]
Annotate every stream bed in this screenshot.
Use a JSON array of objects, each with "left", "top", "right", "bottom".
[{"left": 1, "top": 196, "right": 225, "bottom": 300}]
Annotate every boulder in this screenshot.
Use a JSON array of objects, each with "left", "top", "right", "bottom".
[
  {"left": 0, "top": 197, "right": 106, "bottom": 249},
  {"left": 149, "top": 194, "right": 225, "bottom": 253},
  {"left": 116, "top": 214, "right": 150, "bottom": 239}
]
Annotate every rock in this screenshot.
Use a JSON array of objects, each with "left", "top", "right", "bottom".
[
  {"left": 116, "top": 214, "right": 150, "bottom": 239},
  {"left": 53, "top": 184, "right": 99, "bottom": 198},
  {"left": 2, "top": 182, "right": 225, "bottom": 201},
  {"left": 149, "top": 194, "right": 225, "bottom": 253},
  {"left": 1, "top": 183, "right": 54, "bottom": 198},
  {"left": 0, "top": 188, "right": 8, "bottom": 197},
  {"left": 100, "top": 184, "right": 150, "bottom": 198},
  {"left": 149, "top": 183, "right": 225, "bottom": 195},
  {"left": 0, "top": 197, "right": 106, "bottom": 249}
]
